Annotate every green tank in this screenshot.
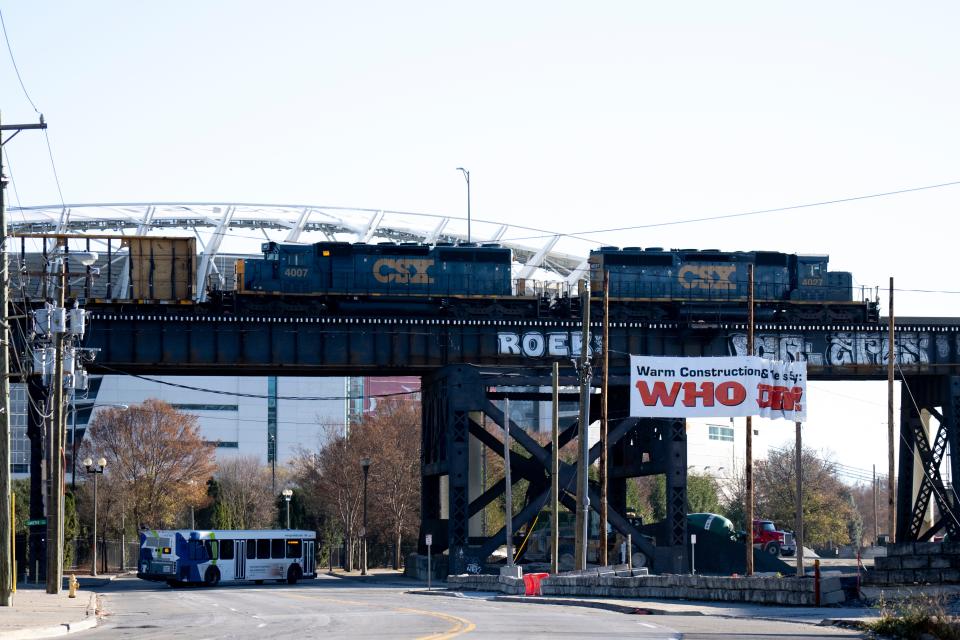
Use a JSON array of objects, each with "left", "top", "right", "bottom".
[{"left": 687, "top": 513, "right": 736, "bottom": 540}]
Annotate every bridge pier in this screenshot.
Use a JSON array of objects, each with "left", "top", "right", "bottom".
[
  {"left": 418, "top": 365, "right": 687, "bottom": 575},
  {"left": 896, "top": 375, "right": 960, "bottom": 542}
]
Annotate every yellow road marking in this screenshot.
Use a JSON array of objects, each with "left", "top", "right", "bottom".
[
  {"left": 399, "top": 608, "right": 475, "bottom": 640},
  {"left": 279, "top": 593, "right": 475, "bottom": 638}
]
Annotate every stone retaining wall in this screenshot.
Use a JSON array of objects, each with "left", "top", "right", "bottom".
[
  {"left": 868, "top": 541, "right": 960, "bottom": 585},
  {"left": 448, "top": 570, "right": 844, "bottom": 606}
]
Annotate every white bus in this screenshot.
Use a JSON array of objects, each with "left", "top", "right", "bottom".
[{"left": 137, "top": 529, "right": 317, "bottom": 586}]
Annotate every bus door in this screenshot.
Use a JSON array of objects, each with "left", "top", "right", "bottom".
[
  {"left": 304, "top": 540, "right": 315, "bottom": 576},
  {"left": 235, "top": 540, "right": 246, "bottom": 580}
]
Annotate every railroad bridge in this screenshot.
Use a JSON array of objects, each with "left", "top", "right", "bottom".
[
  {"left": 8, "top": 204, "right": 960, "bottom": 574},
  {"left": 53, "top": 304, "right": 960, "bottom": 573}
]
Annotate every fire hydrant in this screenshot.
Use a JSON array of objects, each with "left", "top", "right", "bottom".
[{"left": 68, "top": 574, "right": 79, "bottom": 598}]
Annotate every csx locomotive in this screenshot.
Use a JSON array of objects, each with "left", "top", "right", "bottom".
[{"left": 230, "top": 241, "right": 878, "bottom": 323}]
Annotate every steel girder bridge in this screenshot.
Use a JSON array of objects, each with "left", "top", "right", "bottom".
[
  {"left": 67, "top": 307, "right": 960, "bottom": 573},
  {"left": 9, "top": 203, "right": 960, "bottom": 574}
]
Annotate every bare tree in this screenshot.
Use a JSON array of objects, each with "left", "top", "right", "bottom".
[
  {"left": 354, "top": 398, "right": 421, "bottom": 569},
  {"left": 294, "top": 425, "right": 364, "bottom": 571},
  {"left": 213, "top": 456, "right": 275, "bottom": 529},
  {"left": 81, "top": 399, "right": 216, "bottom": 529}
]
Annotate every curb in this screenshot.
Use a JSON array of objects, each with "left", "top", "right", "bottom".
[{"left": 425, "top": 590, "right": 881, "bottom": 628}]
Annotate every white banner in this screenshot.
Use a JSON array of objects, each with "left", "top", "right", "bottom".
[{"left": 629, "top": 355, "right": 807, "bottom": 421}]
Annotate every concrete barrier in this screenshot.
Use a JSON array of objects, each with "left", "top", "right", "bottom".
[
  {"left": 447, "top": 569, "right": 843, "bottom": 606},
  {"left": 868, "top": 541, "right": 960, "bottom": 586}
]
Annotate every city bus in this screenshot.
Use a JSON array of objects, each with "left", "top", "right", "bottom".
[{"left": 137, "top": 529, "right": 317, "bottom": 587}]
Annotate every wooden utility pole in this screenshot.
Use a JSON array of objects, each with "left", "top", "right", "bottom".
[
  {"left": 504, "top": 397, "right": 514, "bottom": 567},
  {"left": 795, "top": 421, "right": 804, "bottom": 577},
  {"left": 47, "top": 259, "right": 65, "bottom": 594},
  {"left": 600, "top": 270, "right": 610, "bottom": 567},
  {"left": 873, "top": 464, "right": 879, "bottom": 544},
  {"left": 575, "top": 279, "right": 592, "bottom": 570},
  {"left": 1, "top": 115, "right": 48, "bottom": 606},
  {"left": 887, "top": 277, "right": 896, "bottom": 542},
  {"left": 551, "top": 362, "right": 559, "bottom": 574},
  {"left": 745, "top": 264, "right": 755, "bottom": 576}
]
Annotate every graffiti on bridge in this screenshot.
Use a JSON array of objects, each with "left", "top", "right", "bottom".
[{"left": 728, "top": 332, "right": 938, "bottom": 367}]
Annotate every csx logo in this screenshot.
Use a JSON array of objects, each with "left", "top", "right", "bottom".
[
  {"left": 372, "top": 258, "right": 435, "bottom": 284},
  {"left": 678, "top": 264, "right": 736, "bottom": 290}
]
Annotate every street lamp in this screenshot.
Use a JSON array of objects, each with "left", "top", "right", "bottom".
[
  {"left": 282, "top": 489, "right": 293, "bottom": 530},
  {"left": 360, "top": 457, "right": 371, "bottom": 576},
  {"left": 455, "top": 167, "right": 471, "bottom": 244},
  {"left": 83, "top": 456, "right": 107, "bottom": 577}
]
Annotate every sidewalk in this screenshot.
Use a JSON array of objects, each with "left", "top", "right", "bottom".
[{"left": 0, "top": 573, "right": 126, "bottom": 640}]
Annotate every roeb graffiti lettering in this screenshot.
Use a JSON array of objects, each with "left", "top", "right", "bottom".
[
  {"left": 372, "top": 258, "right": 434, "bottom": 284},
  {"left": 498, "top": 331, "right": 602, "bottom": 357}
]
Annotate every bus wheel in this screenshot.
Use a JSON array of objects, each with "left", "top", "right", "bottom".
[
  {"left": 287, "top": 564, "right": 302, "bottom": 585},
  {"left": 204, "top": 566, "right": 221, "bottom": 587}
]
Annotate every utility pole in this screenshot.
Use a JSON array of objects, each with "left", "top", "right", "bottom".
[
  {"left": 599, "top": 270, "right": 610, "bottom": 567},
  {"left": 887, "top": 277, "right": 896, "bottom": 543},
  {"left": 745, "top": 264, "right": 755, "bottom": 576},
  {"left": 575, "top": 279, "right": 592, "bottom": 571},
  {"left": 551, "top": 362, "right": 559, "bottom": 574},
  {"left": 873, "top": 464, "right": 879, "bottom": 544},
  {"left": 47, "top": 257, "right": 65, "bottom": 594},
  {"left": 795, "top": 421, "right": 804, "bottom": 577},
  {"left": 503, "top": 397, "right": 514, "bottom": 567},
  {"left": 1, "top": 114, "right": 48, "bottom": 606}
]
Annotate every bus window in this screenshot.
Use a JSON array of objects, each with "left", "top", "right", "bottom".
[
  {"left": 220, "top": 540, "right": 234, "bottom": 560},
  {"left": 257, "top": 539, "right": 271, "bottom": 559},
  {"left": 286, "top": 540, "right": 301, "bottom": 559},
  {"left": 247, "top": 541, "right": 256, "bottom": 560},
  {"left": 271, "top": 539, "right": 285, "bottom": 559},
  {"left": 204, "top": 540, "right": 219, "bottom": 561}
]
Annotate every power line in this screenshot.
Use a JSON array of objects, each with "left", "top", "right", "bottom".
[
  {"left": 504, "top": 179, "right": 960, "bottom": 242},
  {"left": 0, "top": 7, "right": 40, "bottom": 114}
]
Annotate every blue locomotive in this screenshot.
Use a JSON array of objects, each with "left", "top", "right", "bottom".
[
  {"left": 588, "top": 247, "right": 877, "bottom": 322},
  {"left": 237, "top": 241, "right": 514, "bottom": 314}
]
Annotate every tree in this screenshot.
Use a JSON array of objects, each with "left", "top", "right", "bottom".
[
  {"left": 210, "top": 457, "right": 274, "bottom": 530},
  {"left": 81, "top": 400, "right": 216, "bottom": 528},
  {"left": 295, "top": 425, "right": 364, "bottom": 571},
  {"left": 353, "top": 398, "right": 421, "bottom": 569},
  {"left": 752, "top": 445, "right": 856, "bottom": 548}
]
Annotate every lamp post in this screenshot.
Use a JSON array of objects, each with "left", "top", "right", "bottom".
[
  {"left": 455, "top": 167, "right": 471, "bottom": 244},
  {"left": 360, "top": 457, "right": 371, "bottom": 576},
  {"left": 83, "top": 456, "right": 107, "bottom": 577},
  {"left": 282, "top": 489, "right": 293, "bottom": 529}
]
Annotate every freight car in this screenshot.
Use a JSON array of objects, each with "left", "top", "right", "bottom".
[
  {"left": 588, "top": 246, "right": 879, "bottom": 323},
  {"left": 232, "top": 240, "right": 534, "bottom": 316}
]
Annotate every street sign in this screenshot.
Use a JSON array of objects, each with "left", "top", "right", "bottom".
[
  {"left": 27, "top": 519, "right": 46, "bottom": 526},
  {"left": 425, "top": 534, "right": 432, "bottom": 546}
]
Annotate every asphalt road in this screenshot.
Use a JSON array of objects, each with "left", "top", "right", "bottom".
[{"left": 80, "top": 575, "right": 868, "bottom": 639}]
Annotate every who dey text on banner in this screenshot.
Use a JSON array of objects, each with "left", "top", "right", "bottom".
[{"left": 629, "top": 355, "right": 807, "bottom": 421}]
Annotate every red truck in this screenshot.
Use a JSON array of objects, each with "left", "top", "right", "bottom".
[{"left": 753, "top": 519, "right": 796, "bottom": 556}]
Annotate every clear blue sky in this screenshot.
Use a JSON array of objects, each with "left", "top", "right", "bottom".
[{"left": 3, "top": 1, "right": 959, "bottom": 476}]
